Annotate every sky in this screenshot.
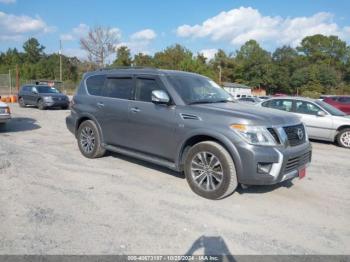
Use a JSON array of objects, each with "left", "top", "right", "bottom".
[{"left": 0, "top": 0, "right": 350, "bottom": 62}]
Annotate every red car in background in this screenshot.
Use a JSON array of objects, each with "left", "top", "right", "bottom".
[{"left": 323, "top": 96, "right": 350, "bottom": 115}]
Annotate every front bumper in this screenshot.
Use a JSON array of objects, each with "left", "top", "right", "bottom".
[
  {"left": 235, "top": 141, "right": 312, "bottom": 185},
  {"left": 43, "top": 100, "right": 69, "bottom": 108},
  {"left": 0, "top": 114, "right": 11, "bottom": 123}
]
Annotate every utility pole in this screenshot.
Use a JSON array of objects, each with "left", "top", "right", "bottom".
[
  {"left": 16, "top": 64, "right": 19, "bottom": 92},
  {"left": 59, "top": 40, "right": 62, "bottom": 81},
  {"left": 8, "top": 69, "right": 12, "bottom": 95},
  {"left": 218, "top": 65, "right": 222, "bottom": 85}
]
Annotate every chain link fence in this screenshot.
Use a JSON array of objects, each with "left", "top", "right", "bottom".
[{"left": 0, "top": 72, "right": 14, "bottom": 96}]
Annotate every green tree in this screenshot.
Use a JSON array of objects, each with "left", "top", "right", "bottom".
[
  {"left": 297, "top": 34, "right": 348, "bottom": 66},
  {"left": 23, "top": 38, "right": 45, "bottom": 63},
  {"left": 153, "top": 44, "right": 193, "bottom": 69},
  {"left": 133, "top": 53, "right": 153, "bottom": 66},
  {"left": 113, "top": 46, "right": 132, "bottom": 66},
  {"left": 234, "top": 40, "right": 273, "bottom": 88}
]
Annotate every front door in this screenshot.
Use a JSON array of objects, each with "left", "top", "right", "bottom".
[
  {"left": 127, "top": 76, "right": 177, "bottom": 160},
  {"left": 293, "top": 100, "right": 333, "bottom": 140}
]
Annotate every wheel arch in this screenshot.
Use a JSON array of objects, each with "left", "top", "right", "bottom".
[
  {"left": 176, "top": 131, "right": 242, "bottom": 175},
  {"left": 337, "top": 125, "right": 350, "bottom": 132},
  {"left": 75, "top": 114, "right": 104, "bottom": 143}
]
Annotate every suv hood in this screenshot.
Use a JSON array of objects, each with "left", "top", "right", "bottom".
[{"left": 193, "top": 102, "right": 301, "bottom": 126}]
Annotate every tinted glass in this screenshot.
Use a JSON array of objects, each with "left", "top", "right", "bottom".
[
  {"left": 295, "top": 101, "right": 321, "bottom": 115},
  {"left": 338, "top": 97, "right": 350, "bottom": 103},
  {"left": 167, "top": 74, "right": 231, "bottom": 104},
  {"left": 103, "top": 77, "right": 133, "bottom": 99},
  {"left": 267, "top": 99, "right": 293, "bottom": 112},
  {"left": 135, "top": 78, "right": 163, "bottom": 102},
  {"left": 36, "top": 86, "right": 59, "bottom": 94},
  {"left": 86, "top": 75, "right": 105, "bottom": 96}
]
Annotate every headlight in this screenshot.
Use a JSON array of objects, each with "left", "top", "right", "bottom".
[
  {"left": 230, "top": 124, "right": 277, "bottom": 146},
  {"left": 43, "top": 96, "right": 53, "bottom": 102}
]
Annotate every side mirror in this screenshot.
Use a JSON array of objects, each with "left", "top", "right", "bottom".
[
  {"left": 151, "top": 90, "right": 170, "bottom": 104},
  {"left": 317, "top": 111, "right": 326, "bottom": 117}
]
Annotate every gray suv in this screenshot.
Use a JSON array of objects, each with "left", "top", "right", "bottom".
[{"left": 66, "top": 68, "right": 312, "bottom": 199}]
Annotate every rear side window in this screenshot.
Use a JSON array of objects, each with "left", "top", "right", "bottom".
[
  {"left": 135, "top": 78, "right": 163, "bottom": 102},
  {"left": 338, "top": 97, "right": 350, "bottom": 103},
  {"left": 266, "top": 99, "right": 293, "bottom": 112},
  {"left": 86, "top": 75, "right": 105, "bottom": 96},
  {"left": 103, "top": 77, "right": 133, "bottom": 99}
]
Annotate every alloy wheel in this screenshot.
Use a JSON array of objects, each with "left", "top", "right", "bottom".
[
  {"left": 80, "top": 126, "right": 95, "bottom": 154},
  {"left": 190, "top": 151, "right": 223, "bottom": 191}
]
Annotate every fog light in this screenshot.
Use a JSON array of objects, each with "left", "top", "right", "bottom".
[{"left": 257, "top": 163, "right": 273, "bottom": 174}]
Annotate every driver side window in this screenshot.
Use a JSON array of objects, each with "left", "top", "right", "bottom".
[{"left": 295, "top": 101, "right": 322, "bottom": 115}]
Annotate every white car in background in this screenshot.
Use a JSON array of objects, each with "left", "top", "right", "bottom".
[
  {"left": 0, "top": 101, "right": 11, "bottom": 125},
  {"left": 258, "top": 97, "right": 350, "bottom": 148}
]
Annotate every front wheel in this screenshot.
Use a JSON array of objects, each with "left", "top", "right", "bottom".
[
  {"left": 37, "top": 99, "right": 46, "bottom": 110},
  {"left": 77, "top": 120, "right": 106, "bottom": 158},
  {"left": 184, "top": 141, "right": 238, "bottom": 200},
  {"left": 337, "top": 128, "right": 350, "bottom": 148},
  {"left": 19, "top": 97, "right": 26, "bottom": 107}
]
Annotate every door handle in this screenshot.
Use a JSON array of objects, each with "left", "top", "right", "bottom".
[
  {"left": 97, "top": 102, "right": 104, "bottom": 108},
  {"left": 130, "top": 107, "right": 140, "bottom": 113}
]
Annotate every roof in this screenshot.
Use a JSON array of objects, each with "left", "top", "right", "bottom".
[
  {"left": 84, "top": 67, "right": 203, "bottom": 78},
  {"left": 222, "top": 82, "right": 251, "bottom": 89},
  {"left": 267, "top": 96, "right": 316, "bottom": 102}
]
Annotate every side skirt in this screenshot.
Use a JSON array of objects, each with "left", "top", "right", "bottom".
[{"left": 102, "top": 143, "right": 179, "bottom": 171}]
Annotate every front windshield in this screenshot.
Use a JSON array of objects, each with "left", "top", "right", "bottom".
[
  {"left": 36, "top": 86, "right": 60, "bottom": 94},
  {"left": 167, "top": 74, "right": 232, "bottom": 104},
  {"left": 315, "top": 100, "right": 346, "bottom": 116}
]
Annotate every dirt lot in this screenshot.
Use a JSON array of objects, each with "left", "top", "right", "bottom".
[{"left": 0, "top": 104, "right": 349, "bottom": 255}]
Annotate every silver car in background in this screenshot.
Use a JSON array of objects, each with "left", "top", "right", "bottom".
[
  {"left": 258, "top": 97, "right": 350, "bottom": 148},
  {"left": 0, "top": 101, "right": 11, "bottom": 126}
]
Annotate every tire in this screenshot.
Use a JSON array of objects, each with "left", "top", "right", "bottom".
[
  {"left": 337, "top": 128, "right": 350, "bottom": 148},
  {"left": 61, "top": 105, "right": 69, "bottom": 110},
  {"left": 19, "top": 97, "right": 26, "bottom": 107},
  {"left": 37, "top": 99, "right": 46, "bottom": 110},
  {"left": 184, "top": 141, "right": 238, "bottom": 200},
  {"left": 77, "top": 120, "right": 106, "bottom": 158}
]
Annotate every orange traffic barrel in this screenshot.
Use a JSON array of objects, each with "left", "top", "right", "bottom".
[
  {"left": 5, "top": 96, "right": 11, "bottom": 103},
  {"left": 10, "top": 95, "right": 17, "bottom": 103},
  {"left": 1, "top": 97, "right": 6, "bottom": 102}
]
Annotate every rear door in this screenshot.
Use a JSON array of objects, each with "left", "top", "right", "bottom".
[
  {"left": 127, "top": 75, "right": 177, "bottom": 160},
  {"left": 27, "top": 86, "right": 39, "bottom": 105},
  {"left": 97, "top": 75, "right": 135, "bottom": 147},
  {"left": 293, "top": 100, "right": 333, "bottom": 140}
]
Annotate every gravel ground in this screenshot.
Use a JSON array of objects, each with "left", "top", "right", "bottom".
[{"left": 0, "top": 104, "right": 349, "bottom": 255}]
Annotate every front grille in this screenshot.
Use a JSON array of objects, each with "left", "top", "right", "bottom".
[
  {"left": 267, "top": 128, "right": 280, "bottom": 144},
  {"left": 283, "top": 124, "right": 306, "bottom": 146},
  {"left": 284, "top": 151, "right": 312, "bottom": 174}
]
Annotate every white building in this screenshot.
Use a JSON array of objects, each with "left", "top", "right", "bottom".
[{"left": 222, "top": 82, "right": 252, "bottom": 99}]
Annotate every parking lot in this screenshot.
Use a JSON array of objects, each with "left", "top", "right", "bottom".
[{"left": 0, "top": 104, "right": 349, "bottom": 255}]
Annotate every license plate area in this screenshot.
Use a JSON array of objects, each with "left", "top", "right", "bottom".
[{"left": 298, "top": 167, "right": 306, "bottom": 179}]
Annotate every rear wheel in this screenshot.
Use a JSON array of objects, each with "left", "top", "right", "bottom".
[
  {"left": 184, "top": 141, "right": 238, "bottom": 200},
  {"left": 19, "top": 97, "right": 26, "bottom": 107},
  {"left": 77, "top": 120, "right": 106, "bottom": 158},
  {"left": 337, "top": 128, "right": 350, "bottom": 148},
  {"left": 37, "top": 99, "right": 46, "bottom": 110}
]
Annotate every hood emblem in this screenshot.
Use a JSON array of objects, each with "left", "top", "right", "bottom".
[{"left": 297, "top": 128, "right": 304, "bottom": 140}]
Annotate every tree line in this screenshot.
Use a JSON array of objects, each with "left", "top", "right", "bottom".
[{"left": 1, "top": 34, "right": 350, "bottom": 97}]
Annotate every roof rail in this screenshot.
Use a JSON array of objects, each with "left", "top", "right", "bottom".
[{"left": 98, "top": 66, "right": 157, "bottom": 71}]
